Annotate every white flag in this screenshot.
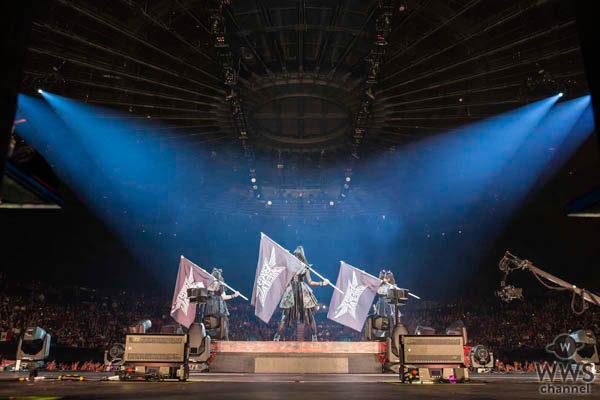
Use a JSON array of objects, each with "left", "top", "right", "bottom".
[
  {"left": 170, "top": 256, "right": 216, "bottom": 328},
  {"left": 327, "top": 261, "right": 381, "bottom": 331}
]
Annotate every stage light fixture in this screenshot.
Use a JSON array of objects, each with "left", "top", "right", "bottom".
[
  {"left": 252, "top": 185, "right": 258, "bottom": 190},
  {"left": 37, "top": 89, "right": 43, "bottom": 94},
  {"left": 251, "top": 177, "right": 256, "bottom": 183},
  {"left": 329, "top": 201, "right": 335, "bottom": 206},
  {"left": 345, "top": 177, "right": 351, "bottom": 182},
  {"left": 16, "top": 327, "right": 51, "bottom": 370},
  {"left": 267, "top": 200, "right": 272, "bottom": 206},
  {"left": 558, "top": 92, "right": 564, "bottom": 97},
  {"left": 128, "top": 320, "right": 152, "bottom": 334}
]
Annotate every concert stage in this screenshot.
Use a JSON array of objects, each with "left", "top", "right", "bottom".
[
  {"left": 2, "top": 341, "right": 597, "bottom": 399},
  {"left": 209, "top": 341, "right": 385, "bottom": 373},
  {"left": 1, "top": 371, "right": 596, "bottom": 399}
]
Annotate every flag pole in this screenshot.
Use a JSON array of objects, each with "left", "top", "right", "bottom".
[
  {"left": 220, "top": 281, "right": 249, "bottom": 301},
  {"left": 182, "top": 255, "right": 249, "bottom": 301},
  {"left": 307, "top": 266, "right": 344, "bottom": 295},
  {"left": 348, "top": 262, "right": 421, "bottom": 300}
]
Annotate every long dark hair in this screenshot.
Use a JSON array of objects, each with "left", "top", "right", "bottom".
[
  {"left": 209, "top": 268, "right": 224, "bottom": 292},
  {"left": 293, "top": 246, "right": 308, "bottom": 265},
  {"left": 211, "top": 268, "right": 224, "bottom": 282},
  {"left": 378, "top": 269, "right": 395, "bottom": 285}
]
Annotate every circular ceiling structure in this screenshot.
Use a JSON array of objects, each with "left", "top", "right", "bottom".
[
  {"left": 19, "top": 0, "right": 589, "bottom": 216},
  {"left": 249, "top": 84, "right": 352, "bottom": 150}
]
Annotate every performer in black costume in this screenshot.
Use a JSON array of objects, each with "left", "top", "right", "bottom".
[
  {"left": 273, "top": 246, "right": 329, "bottom": 342},
  {"left": 200, "top": 268, "right": 239, "bottom": 340},
  {"left": 371, "top": 269, "right": 396, "bottom": 338}
]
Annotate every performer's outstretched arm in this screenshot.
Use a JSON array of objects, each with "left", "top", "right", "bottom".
[
  {"left": 305, "top": 269, "right": 329, "bottom": 287},
  {"left": 221, "top": 291, "right": 240, "bottom": 301}
]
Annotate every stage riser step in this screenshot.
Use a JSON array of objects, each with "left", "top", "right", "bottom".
[{"left": 209, "top": 353, "right": 382, "bottom": 374}]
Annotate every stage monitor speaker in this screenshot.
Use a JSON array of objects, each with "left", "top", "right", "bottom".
[
  {"left": 569, "top": 330, "right": 599, "bottom": 364},
  {"left": 401, "top": 335, "right": 465, "bottom": 365},
  {"left": 16, "top": 327, "right": 51, "bottom": 362},
  {"left": 124, "top": 334, "right": 187, "bottom": 363}
]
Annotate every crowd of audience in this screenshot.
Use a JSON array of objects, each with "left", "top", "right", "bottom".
[
  {"left": 0, "top": 280, "right": 170, "bottom": 350},
  {"left": 1, "top": 278, "right": 599, "bottom": 367}
]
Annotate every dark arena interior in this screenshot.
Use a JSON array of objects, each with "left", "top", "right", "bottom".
[{"left": 1, "top": 0, "right": 600, "bottom": 399}]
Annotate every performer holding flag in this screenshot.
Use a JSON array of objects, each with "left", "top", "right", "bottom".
[
  {"left": 273, "top": 246, "right": 329, "bottom": 342},
  {"left": 171, "top": 256, "right": 247, "bottom": 330},
  {"left": 252, "top": 233, "right": 306, "bottom": 324},
  {"left": 371, "top": 270, "right": 397, "bottom": 338},
  {"left": 201, "top": 268, "right": 240, "bottom": 340},
  {"left": 251, "top": 233, "right": 338, "bottom": 342},
  {"left": 170, "top": 256, "right": 218, "bottom": 328}
]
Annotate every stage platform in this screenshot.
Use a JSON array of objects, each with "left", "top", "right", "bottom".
[
  {"left": 1, "top": 371, "right": 596, "bottom": 399},
  {"left": 208, "top": 341, "right": 385, "bottom": 374}
]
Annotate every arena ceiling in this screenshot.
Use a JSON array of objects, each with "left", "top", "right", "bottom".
[{"left": 19, "top": 0, "right": 590, "bottom": 216}]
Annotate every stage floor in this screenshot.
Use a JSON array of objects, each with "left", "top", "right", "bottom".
[{"left": 0, "top": 371, "right": 597, "bottom": 399}]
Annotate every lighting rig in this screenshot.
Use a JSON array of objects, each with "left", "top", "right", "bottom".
[
  {"left": 352, "top": 1, "right": 395, "bottom": 157},
  {"left": 210, "top": 0, "right": 260, "bottom": 213},
  {"left": 210, "top": 0, "right": 251, "bottom": 155},
  {"left": 498, "top": 251, "right": 600, "bottom": 314},
  {"left": 524, "top": 65, "right": 581, "bottom": 98},
  {"left": 249, "top": 168, "right": 263, "bottom": 200},
  {"left": 338, "top": 169, "right": 352, "bottom": 203}
]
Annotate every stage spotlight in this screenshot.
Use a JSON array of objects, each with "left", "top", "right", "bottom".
[
  {"left": 470, "top": 345, "right": 494, "bottom": 369},
  {"left": 16, "top": 327, "right": 51, "bottom": 370},
  {"left": 128, "top": 320, "right": 152, "bottom": 334},
  {"left": 251, "top": 177, "right": 256, "bottom": 183},
  {"left": 37, "top": 89, "right": 43, "bottom": 94},
  {"left": 252, "top": 185, "right": 258, "bottom": 190},
  {"left": 415, "top": 326, "right": 436, "bottom": 335},
  {"left": 329, "top": 201, "right": 335, "bottom": 206},
  {"left": 558, "top": 92, "right": 564, "bottom": 97},
  {"left": 267, "top": 200, "right": 272, "bottom": 206},
  {"left": 345, "top": 177, "right": 351, "bottom": 182},
  {"left": 104, "top": 342, "right": 126, "bottom": 367}
]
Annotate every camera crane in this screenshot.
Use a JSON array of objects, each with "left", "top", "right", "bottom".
[{"left": 497, "top": 251, "right": 600, "bottom": 314}]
